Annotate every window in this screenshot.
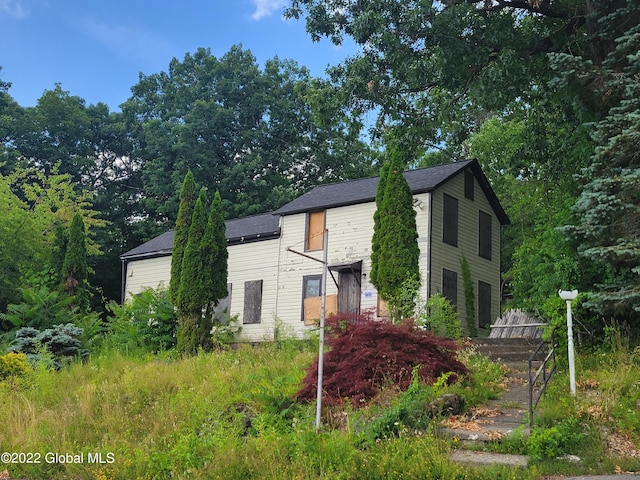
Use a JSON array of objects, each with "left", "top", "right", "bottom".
[
  {"left": 464, "top": 170, "right": 474, "bottom": 200},
  {"left": 213, "top": 283, "right": 232, "bottom": 319},
  {"left": 478, "top": 210, "right": 492, "bottom": 260},
  {"left": 478, "top": 281, "right": 492, "bottom": 329},
  {"left": 301, "top": 275, "right": 322, "bottom": 322},
  {"left": 305, "top": 210, "right": 325, "bottom": 251},
  {"left": 243, "top": 280, "right": 262, "bottom": 324},
  {"left": 443, "top": 194, "right": 458, "bottom": 246},
  {"left": 442, "top": 268, "right": 458, "bottom": 307}
]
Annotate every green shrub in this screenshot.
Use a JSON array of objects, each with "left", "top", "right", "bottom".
[
  {"left": 106, "top": 287, "right": 177, "bottom": 353},
  {"left": 210, "top": 312, "right": 242, "bottom": 349},
  {"left": 0, "top": 286, "right": 77, "bottom": 330},
  {"left": 0, "top": 352, "right": 32, "bottom": 387},
  {"left": 416, "top": 293, "right": 463, "bottom": 339},
  {"left": 527, "top": 417, "right": 585, "bottom": 463},
  {"left": 9, "top": 323, "right": 84, "bottom": 369}
]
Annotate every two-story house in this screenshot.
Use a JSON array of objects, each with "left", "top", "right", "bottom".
[{"left": 120, "top": 159, "right": 509, "bottom": 341}]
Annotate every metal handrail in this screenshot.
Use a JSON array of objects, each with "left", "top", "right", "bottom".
[{"left": 528, "top": 329, "right": 558, "bottom": 427}]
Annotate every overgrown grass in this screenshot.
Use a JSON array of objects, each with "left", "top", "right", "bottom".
[{"left": 1, "top": 339, "right": 639, "bottom": 479}]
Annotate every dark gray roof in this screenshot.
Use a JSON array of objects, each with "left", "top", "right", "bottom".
[
  {"left": 274, "top": 159, "right": 509, "bottom": 224},
  {"left": 120, "top": 212, "right": 280, "bottom": 260},
  {"left": 122, "top": 160, "right": 509, "bottom": 261}
]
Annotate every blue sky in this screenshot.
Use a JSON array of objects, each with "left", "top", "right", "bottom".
[{"left": 0, "top": 0, "right": 357, "bottom": 111}]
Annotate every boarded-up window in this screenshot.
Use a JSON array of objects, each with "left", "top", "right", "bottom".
[
  {"left": 478, "top": 210, "right": 492, "bottom": 260},
  {"left": 442, "top": 268, "right": 458, "bottom": 307},
  {"left": 301, "top": 275, "right": 322, "bottom": 321},
  {"left": 464, "top": 170, "right": 474, "bottom": 200},
  {"left": 243, "top": 280, "right": 262, "bottom": 324},
  {"left": 306, "top": 210, "right": 325, "bottom": 251},
  {"left": 213, "top": 283, "right": 232, "bottom": 319},
  {"left": 478, "top": 281, "right": 492, "bottom": 328},
  {"left": 443, "top": 194, "right": 458, "bottom": 246}
]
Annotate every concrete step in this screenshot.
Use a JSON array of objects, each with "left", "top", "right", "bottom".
[{"left": 471, "top": 337, "right": 549, "bottom": 362}]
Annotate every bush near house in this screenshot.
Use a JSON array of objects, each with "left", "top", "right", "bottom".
[{"left": 296, "top": 312, "right": 468, "bottom": 406}]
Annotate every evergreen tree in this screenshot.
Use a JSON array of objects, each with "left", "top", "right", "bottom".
[
  {"left": 50, "top": 222, "right": 67, "bottom": 289},
  {"left": 61, "top": 213, "right": 89, "bottom": 311},
  {"left": 176, "top": 188, "right": 209, "bottom": 354},
  {"left": 169, "top": 170, "right": 197, "bottom": 304},
  {"left": 567, "top": 17, "right": 640, "bottom": 327},
  {"left": 207, "top": 191, "right": 228, "bottom": 311},
  {"left": 370, "top": 161, "right": 390, "bottom": 288},
  {"left": 372, "top": 149, "right": 420, "bottom": 320}
]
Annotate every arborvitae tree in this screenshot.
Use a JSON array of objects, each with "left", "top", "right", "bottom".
[
  {"left": 176, "top": 188, "right": 209, "bottom": 354},
  {"left": 370, "top": 161, "right": 390, "bottom": 288},
  {"left": 207, "top": 191, "right": 228, "bottom": 313},
  {"left": 197, "top": 191, "right": 226, "bottom": 337},
  {"left": 50, "top": 222, "right": 67, "bottom": 288},
  {"left": 169, "top": 170, "right": 197, "bottom": 304},
  {"left": 61, "top": 213, "right": 89, "bottom": 311},
  {"left": 373, "top": 148, "right": 420, "bottom": 320}
]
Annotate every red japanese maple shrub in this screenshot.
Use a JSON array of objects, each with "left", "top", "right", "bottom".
[{"left": 296, "top": 312, "right": 468, "bottom": 407}]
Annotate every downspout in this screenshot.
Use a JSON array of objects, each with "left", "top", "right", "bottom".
[
  {"left": 426, "top": 192, "right": 433, "bottom": 300},
  {"left": 120, "top": 258, "right": 127, "bottom": 304}
]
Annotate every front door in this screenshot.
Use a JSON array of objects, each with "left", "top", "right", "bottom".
[{"left": 337, "top": 270, "right": 361, "bottom": 315}]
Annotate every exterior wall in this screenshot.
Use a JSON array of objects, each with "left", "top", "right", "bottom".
[
  {"left": 275, "top": 192, "right": 431, "bottom": 337},
  {"left": 123, "top": 255, "right": 172, "bottom": 301},
  {"left": 227, "top": 238, "right": 280, "bottom": 342},
  {"left": 429, "top": 169, "right": 501, "bottom": 334},
  {"left": 121, "top": 169, "right": 503, "bottom": 341}
]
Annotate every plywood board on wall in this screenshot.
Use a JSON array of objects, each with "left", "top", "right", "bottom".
[{"left": 304, "top": 294, "right": 337, "bottom": 325}]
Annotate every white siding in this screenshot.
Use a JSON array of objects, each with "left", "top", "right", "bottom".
[
  {"left": 123, "top": 256, "right": 172, "bottom": 301},
  {"left": 227, "top": 238, "right": 280, "bottom": 342},
  {"left": 275, "top": 193, "right": 431, "bottom": 336}
]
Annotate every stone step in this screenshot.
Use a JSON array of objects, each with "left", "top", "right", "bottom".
[
  {"left": 471, "top": 337, "right": 549, "bottom": 362},
  {"left": 449, "top": 450, "right": 528, "bottom": 468}
]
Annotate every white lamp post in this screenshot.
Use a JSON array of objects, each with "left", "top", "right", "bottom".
[{"left": 558, "top": 289, "right": 578, "bottom": 396}]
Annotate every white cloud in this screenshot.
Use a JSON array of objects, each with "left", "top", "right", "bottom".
[
  {"left": 251, "top": 0, "right": 286, "bottom": 21},
  {"left": 0, "top": 0, "right": 29, "bottom": 18}
]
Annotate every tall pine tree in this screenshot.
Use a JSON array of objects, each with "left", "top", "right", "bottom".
[
  {"left": 169, "top": 170, "right": 197, "bottom": 304},
  {"left": 371, "top": 149, "right": 420, "bottom": 320}
]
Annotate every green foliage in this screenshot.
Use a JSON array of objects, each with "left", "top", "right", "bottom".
[
  {"left": 205, "top": 190, "right": 228, "bottom": 309},
  {"left": 460, "top": 255, "right": 476, "bottom": 336},
  {"left": 210, "top": 313, "right": 242, "bottom": 350},
  {"left": 106, "top": 287, "right": 177, "bottom": 354},
  {"left": 416, "top": 293, "right": 463, "bottom": 340},
  {"left": 169, "top": 169, "right": 196, "bottom": 304},
  {"left": 527, "top": 417, "right": 585, "bottom": 463},
  {"left": 123, "top": 46, "right": 375, "bottom": 223},
  {"left": 0, "top": 286, "right": 76, "bottom": 331},
  {"left": 9, "top": 323, "right": 84, "bottom": 369},
  {"left": 371, "top": 149, "right": 420, "bottom": 321},
  {"left": 369, "top": 160, "right": 389, "bottom": 288},
  {"left": 0, "top": 352, "right": 32, "bottom": 387},
  {"left": 176, "top": 188, "right": 210, "bottom": 352},
  {"left": 61, "top": 213, "right": 90, "bottom": 311}
]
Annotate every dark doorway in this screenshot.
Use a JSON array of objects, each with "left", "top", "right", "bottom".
[{"left": 329, "top": 261, "right": 362, "bottom": 315}]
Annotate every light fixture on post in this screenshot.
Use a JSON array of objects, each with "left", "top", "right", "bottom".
[{"left": 559, "top": 289, "right": 578, "bottom": 396}]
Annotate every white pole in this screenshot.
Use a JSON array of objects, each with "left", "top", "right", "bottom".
[
  {"left": 559, "top": 290, "right": 578, "bottom": 396},
  {"left": 315, "top": 228, "right": 329, "bottom": 430},
  {"left": 566, "top": 299, "right": 576, "bottom": 396}
]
